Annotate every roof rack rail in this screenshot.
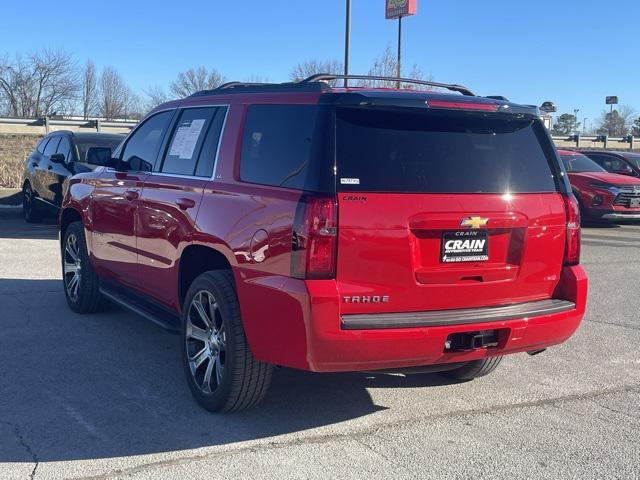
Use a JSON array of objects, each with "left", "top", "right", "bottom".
[
  {"left": 300, "top": 74, "right": 476, "bottom": 96},
  {"left": 188, "top": 74, "right": 476, "bottom": 97},
  {"left": 189, "top": 80, "right": 331, "bottom": 97}
]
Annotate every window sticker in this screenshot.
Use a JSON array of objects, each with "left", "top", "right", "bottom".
[
  {"left": 340, "top": 177, "right": 360, "bottom": 185},
  {"left": 169, "top": 119, "right": 206, "bottom": 159}
]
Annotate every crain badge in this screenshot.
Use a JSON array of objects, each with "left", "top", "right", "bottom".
[{"left": 340, "top": 178, "right": 360, "bottom": 185}]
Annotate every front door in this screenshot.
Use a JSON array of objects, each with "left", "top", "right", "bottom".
[
  {"left": 90, "top": 110, "right": 175, "bottom": 288},
  {"left": 136, "top": 106, "right": 227, "bottom": 309}
]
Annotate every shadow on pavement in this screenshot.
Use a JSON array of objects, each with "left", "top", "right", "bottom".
[
  {"left": 0, "top": 279, "right": 456, "bottom": 463},
  {"left": 0, "top": 215, "right": 58, "bottom": 240}
]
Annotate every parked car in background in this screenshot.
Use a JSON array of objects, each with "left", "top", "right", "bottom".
[
  {"left": 60, "top": 75, "right": 587, "bottom": 412},
  {"left": 580, "top": 150, "right": 640, "bottom": 178},
  {"left": 558, "top": 150, "right": 640, "bottom": 221},
  {"left": 22, "top": 131, "right": 124, "bottom": 222}
]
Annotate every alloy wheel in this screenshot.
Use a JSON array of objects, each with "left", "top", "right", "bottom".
[
  {"left": 185, "top": 290, "right": 226, "bottom": 394},
  {"left": 63, "top": 233, "right": 82, "bottom": 302}
]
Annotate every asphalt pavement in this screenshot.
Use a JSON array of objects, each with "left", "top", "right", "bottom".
[{"left": 0, "top": 213, "right": 638, "bottom": 480}]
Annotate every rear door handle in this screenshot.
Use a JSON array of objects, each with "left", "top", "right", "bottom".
[
  {"left": 175, "top": 198, "right": 196, "bottom": 210},
  {"left": 124, "top": 190, "right": 139, "bottom": 201}
]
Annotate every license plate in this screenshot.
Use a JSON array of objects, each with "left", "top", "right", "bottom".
[
  {"left": 630, "top": 198, "right": 640, "bottom": 208},
  {"left": 441, "top": 231, "right": 489, "bottom": 263}
]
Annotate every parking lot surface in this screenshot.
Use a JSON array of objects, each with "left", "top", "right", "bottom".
[{"left": 0, "top": 214, "right": 639, "bottom": 480}]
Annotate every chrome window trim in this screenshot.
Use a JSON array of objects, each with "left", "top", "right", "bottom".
[{"left": 106, "top": 104, "right": 229, "bottom": 181}]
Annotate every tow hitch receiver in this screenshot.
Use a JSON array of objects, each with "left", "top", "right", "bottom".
[{"left": 445, "top": 329, "right": 500, "bottom": 352}]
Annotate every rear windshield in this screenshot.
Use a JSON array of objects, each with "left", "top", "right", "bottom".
[
  {"left": 336, "top": 108, "right": 558, "bottom": 193},
  {"left": 560, "top": 153, "right": 606, "bottom": 173},
  {"left": 76, "top": 137, "right": 124, "bottom": 165}
]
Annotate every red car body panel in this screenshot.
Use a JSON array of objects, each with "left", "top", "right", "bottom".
[{"left": 60, "top": 92, "right": 589, "bottom": 373}]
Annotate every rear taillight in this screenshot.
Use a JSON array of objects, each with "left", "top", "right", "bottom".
[
  {"left": 291, "top": 195, "right": 338, "bottom": 280},
  {"left": 563, "top": 194, "right": 581, "bottom": 266}
]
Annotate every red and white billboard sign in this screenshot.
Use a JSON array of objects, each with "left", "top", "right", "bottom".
[{"left": 385, "top": 0, "right": 417, "bottom": 19}]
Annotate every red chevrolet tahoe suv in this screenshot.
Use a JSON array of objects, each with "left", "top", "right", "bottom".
[{"left": 60, "top": 75, "right": 588, "bottom": 412}]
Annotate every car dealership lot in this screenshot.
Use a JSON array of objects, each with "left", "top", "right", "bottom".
[{"left": 0, "top": 215, "right": 639, "bottom": 480}]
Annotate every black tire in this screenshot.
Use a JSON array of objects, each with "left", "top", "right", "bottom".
[
  {"left": 181, "top": 270, "right": 273, "bottom": 413},
  {"left": 442, "top": 356, "right": 503, "bottom": 381},
  {"left": 62, "top": 221, "right": 103, "bottom": 314},
  {"left": 23, "top": 182, "right": 43, "bottom": 223}
]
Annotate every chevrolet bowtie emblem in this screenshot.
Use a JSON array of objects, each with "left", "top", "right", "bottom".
[{"left": 460, "top": 216, "right": 489, "bottom": 229}]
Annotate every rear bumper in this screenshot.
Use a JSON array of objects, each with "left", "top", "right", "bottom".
[
  {"left": 341, "top": 298, "right": 575, "bottom": 330},
  {"left": 239, "top": 266, "right": 588, "bottom": 373}
]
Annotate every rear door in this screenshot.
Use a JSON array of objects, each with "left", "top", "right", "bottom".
[
  {"left": 137, "top": 106, "right": 227, "bottom": 309},
  {"left": 335, "top": 107, "right": 567, "bottom": 315}
]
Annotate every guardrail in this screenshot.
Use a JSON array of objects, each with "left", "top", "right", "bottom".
[
  {"left": 0, "top": 116, "right": 137, "bottom": 134},
  {"left": 551, "top": 135, "right": 638, "bottom": 151}
]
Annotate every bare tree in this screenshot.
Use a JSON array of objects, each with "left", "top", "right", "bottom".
[
  {"left": 169, "top": 67, "right": 225, "bottom": 98},
  {"left": 143, "top": 85, "right": 172, "bottom": 112},
  {"left": 290, "top": 59, "right": 343, "bottom": 85},
  {"left": 81, "top": 60, "right": 99, "bottom": 119},
  {"left": 100, "top": 66, "right": 139, "bottom": 120},
  {"left": 0, "top": 49, "right": 79, "bottom": 117},
  {"left": 359, "top": 46, "right": 430, "bottom": 89},
  {"left": 244, "top": 74, "right": 271, "bottom": 84}
]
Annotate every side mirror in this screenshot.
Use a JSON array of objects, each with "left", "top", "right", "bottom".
[
  {"left": 105, "top": 157, "right": 123, "bottom": 170},
  {"left": 540, "top": 101, "right": 557, "bottom": 114},
  {"left": 50, "top": 153, "right": 66, "bottom": 164}
]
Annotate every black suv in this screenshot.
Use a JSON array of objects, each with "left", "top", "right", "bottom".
[
  {"left": 22, "top": 131, "right": 123, "bottom": 222},
  {"left": 581, "top": 150, "right": 640, "bottom": 178}
]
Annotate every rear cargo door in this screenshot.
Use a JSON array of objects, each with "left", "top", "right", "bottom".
[{"left": 335, "top": 107, "right": 567, "bottom": 315}]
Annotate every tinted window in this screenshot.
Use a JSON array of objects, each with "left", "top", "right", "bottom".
[
  {"left": 161, "top": 108, "right": 215, "bottom": 176},
  {"left": 57, "top": 136, "right": 72, "bottom": 162},
  {"left": 43, "top": 136, "right": 60, "bottom": 157},
  {"left": 195, "top": 108, "right": 227, "bottom": 178},
  {"left": 622, "top": 153, "right": 640, "bottom": 170},
  {"left": 121, "top": 111, "right": 173, "bottom": 172},
  {"left": 588, "top": 154, "right": 630, "bottom": 173},
  {"left": 560, "top": 153, "right": 606, "bottom": 173},
  {"left": 240, "top": 105, "right": 332, "bottom": 191},
  {"left": 37, "top": 137, "right": 49, "bottom": 154},
  {"left": 336, "top": 108, "right": 558, "bottom": 193},
  {"left": 77, "top": 137, "right": 123, "bottom": 165}
]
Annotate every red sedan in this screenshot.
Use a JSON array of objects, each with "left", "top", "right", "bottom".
[{"left": 559, "top": 150, "right": 640, "bottom": 221}]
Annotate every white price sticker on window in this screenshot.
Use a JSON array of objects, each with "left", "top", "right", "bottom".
[{"left": 169, "top": 119, "right": 206, "bottom": 159}]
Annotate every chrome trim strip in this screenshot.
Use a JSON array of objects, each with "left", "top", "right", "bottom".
[
  {"left": 601, "top": 213, "right": 640, "bottom": 219},
  {"left": 341, "top": 299, "right": 576, "bottom": 330}
]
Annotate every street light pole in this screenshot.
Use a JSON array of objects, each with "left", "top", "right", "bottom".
[
  {"left": 396, "top": 16, "right": 402, "bottom": 88},
  {"left": 573, "top": 109, "right": 580, "bottom": 135},
  {"left": 344, "top": 0, "right": 351, "bottom": 88}
]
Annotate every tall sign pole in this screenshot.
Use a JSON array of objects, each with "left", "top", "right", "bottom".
[
  {"left": 344, "top": 0, "right": 351, "bottom": 88},
  {"left": 386, "top": 0, "right": 417, "bottom": 88}
]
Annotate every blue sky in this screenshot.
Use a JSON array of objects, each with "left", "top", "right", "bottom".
[{"left": 1, "top": 0, "right": 638, "bottom": 126}]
